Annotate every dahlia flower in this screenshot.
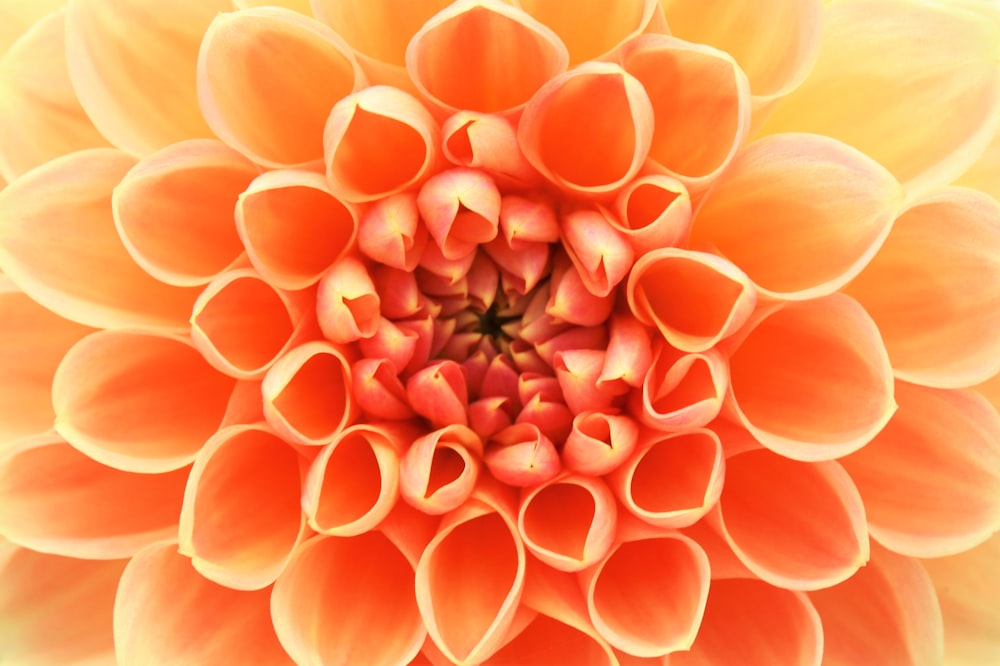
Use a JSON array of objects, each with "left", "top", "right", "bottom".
[{"left": 1, "top": 0, "right": 999, "bottom": 664}]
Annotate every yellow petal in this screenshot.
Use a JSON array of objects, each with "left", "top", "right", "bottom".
[
  {"left": 517, "top": 0, "right": 659, "bottom": 64},
  {"left": 0, "top": 0, "right": 65, "bottom": 55},
  {"left": 234, "top": 0, "right": 311, "bottom": 13},
  {"left": 955, "top": 121, "right": 1000, "bottom": 202}
]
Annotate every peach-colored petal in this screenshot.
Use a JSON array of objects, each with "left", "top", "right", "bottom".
[
  {"left": 516, "top": 0, "right": 659, "bottom": 64},
  {"left": 235, "top": 0, "right": 311, "bottom": 12},
  {"left": 324, "top": 85, "right": 440, "bottom": 202},
  {"left": 66, "top": 0, "right": 226, "bottom": 155},
  {"left": 0, "top": 10, "right": 109, "bottom": 181},
  {"left": 671, "top": 578, "right": 822, "bottom": 666},
  {"left": 758, "top": 0, "right": 1000, "bottom": 195},
  {"left": 714, "top": 449, "right": 869, "bottom": 590},
  {"left": 562, "top": 411, "right": 638, "bottom": 476},
  {"left": 725, "top": 294, "right": 895, "bottom": 461},
  {"left": 407, "top": 360, "right": 470, "bottom": 429},
  {"left": 359, "top": 193, "right": 429, "bottom": 271},
  {"left": 0, "top": 0, "right": 64, "bottom": 56},
  {"left": 620, "top": 34, "right": 751, "bottom": 190},
  {"left": 0, "top": 149, "right": 199, "bottom": 331},
  {"left": 271, "top": 532, "right": 425, "bottom": 666},
  {"left": 407, "top": 0, "right": 568, "bottom": 116},
  {"left": 316, "top": 256, "right": 380, "bottom": 344},
  {"left": 555, "top": 349, "right": 628, "bottom": 415},
  {"left": 261, "top": 340, "right": 356, "bottom": 447},
  {"left": 560, "top": 207, "right": 635, "bottom": 297},
  {"left": 0, "top": 434, "right": 187, "bottom": 559},
  {"left": 0, "top": 279, "right": 94, "bottom": 445},
  {"left": 485, "top": 422, "right": 561, "bottom": 488},
  {"left": 547, "top": 255, "right": 615, "bottom": 327},
  {"left": 401, "top": 425, "right": 483, "bottom": 515},
  {"left": 442, "top": 112, "right": 540, "bottom": 188},
  {"left": 418, "top": 167, "right": 501, "bottom": 260},
  {"left": 53, "top": 330, "right": 234, "bottom": 473},
  {"left": 612, "top": 174, "right": 692, "bottom": 256},
  {"left": 353, "top": 357, "right": 416, "bottom": 420},
  {"left": 843, "top": 187, "right": 1000, "bottom": 388},
  {"left": 519, "top": 62, "right": 654, "bottom": 196},
  {"left": 955, "top": 122, "right": 1000, "bottom": 202},
  {"left": 840, "top": 381, "right": 1000, "bottom": 557},
  {"left": 628, "top": 248, "right": 755, "bottom": 352},
  {"left": 178, "top": 424, "right": 305, "bottom": 590},
  {"left": 632, "top": 344, "right": 729, "bottom": 432},
  {"left": 600, "top": 314, "right": 653, "bottom": 390},
  {"left": 809, "top": 543, "right": 943, "bottom": 666},
  {"left": 114, "top": 542, "right": 292, "bottom": 665},
  {"left": 199, "top": 7, "right": 364, "bottom": 167},
  {"left": 416, "top": 484, "right": 525, "bottom": 664},
  {"left": 690, "top": 133, "right": 902, "bottom": 300},
  {"left": 609, "top": 429, "right": 724, "bottom": 529},
  {"left": 0, "top": 542, "right": 124, "bottom": 666}
]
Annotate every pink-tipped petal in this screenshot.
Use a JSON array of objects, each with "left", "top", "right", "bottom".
[
  {"left": 353, "top": 358, "right": 416, "bottom": 420},
  {"left": 612, "top": 174, "right": 692, "bottom": 255},
  {"left": 518, "top": 0, "right": 659, "bottom": 63},
  {"left": 401, "top": 425, "right": 483, "bottom": 515},
  {"left": 407, "top": 360, "right": 470, "bottom": 429},
  {"left": 317, "top": 256, "right": 381, "bottom": 344},
  {"left": 417, "top": 167, "right": 501, "bottom": 260},
  {"left": 560, "top": 207, "right": 635, "bottom": 297},
  {"left": 633, "top": 344, "right": 729, "bottom": 432},
  {"left": 359, "top": 192, "right": 428, "bottom": 271},
  {"left": 555, "top": 349, "right": 627, "bottom": 415},
  {"left": 547, "top": 257, "right": 615, "bottom": 327},
  {"left": 442, "top": 113, "right": 540, "bottom": 187},
  {"left": 485, "top": 422, "right": 561, "bottom": 488},
  {"left": 562, "top": 411, "right": 639, "bottom": 476},
  {"left": 600, "top": 314, "right": 653, "bottom": 390}
]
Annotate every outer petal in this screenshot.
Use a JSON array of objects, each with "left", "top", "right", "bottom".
[
  {"left": 516, "top": 0, "right": 659, "bottom": 64},
  {"left": 0, "top": 0, "right": 65, "bottom": 55},
  {"left": 66, "top": 0, "right": 227, "bottom": 155},
  {"left": 955, "top": 122, "right": 1000, "bottom": 202},
  {"left": 612, "top": 174, "right": 692, "bottom": 256},
  {"left": 759, "top": 0, "right": 1000, "bottom": 195}
]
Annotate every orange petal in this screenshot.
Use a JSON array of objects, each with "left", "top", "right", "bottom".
[
  {"left": 261, "top": 340, "right": 356, "bottom": 447},
  {"left": 416, "top": 482, "right": 526, "bottom": 664},
  {"left": 65, "top": 0, "right": 225, "bottom": 155},
  {"left": 560, "top": 207, "right": 635, "bottom": 297},
  {"left": 562, "top": 411, "right": 639, "bottom": 476},
  {"left": 0, "top": 149, "right": 199, "bottom": 331},
  {"left": 406, "top": 360, "right": 470, "bottom": 429},
  {"left": 725, "top": 294, "right": 895, "bottom": 461},
  {"left": 600, "top": 313, "right": 653, "bottom": 390},
  {"left": 546, "top": 255, "right": 615, "bottom": 327},
  {"left": 841, "top": 381, "right": 1000, "bottom": 557},
  {"left": 0, "top": 279, "right": 94, "bottom": 445},
  {"left": 401, "top": 424, "right": 484, "bottom": 515},
  {"left": 0, "top": 9, "right": 109, "bottom": 181},
  {"left": 843, "top": 187, "right": 1000, "bottom": 388},
  {"left": 324, "top": 85, "right": 440, "bottom": 203},
  {"left": 690, "top": 133, "right": 902, "bottom": 300},
  {"left": 272, "top": 532, "right": 425, "bottom": 666},
  {"left": 628, "top": 248, "right": 755, "bottom": 352},
  {"left": 517, "top": 0, "right": 659, "bottom": 64},
  {"left": 632, "top": 344, "right": 729, "bottom": 431},
  {"left": 608, "top": 429, "right": 724, "bottom": 529},
  {"left": 715, "top": 449, "right": 869, "bottom": 590},
  {"left": 112, "top": 139, "right": 257, "bottom": 286},
  {"left": 809, "top": 543, "right": 944, "bottom": 666},
  {"left": 352, "top": 357, "right": 416, "bottom": 420},
  {"left": 0, "top": 434, "right": 187, "bottom": 559},
  {"left": 620, "top": 34, "right": 751, "bottom": 190},
  {"left": 359, "top": 192, "right": 429, "bottom": 271},
  {"left": 316, "top": 256, "right": 380, "bottom": 344},
  {"left": 236, "top": 169, "right": 358, "bottom": 290},
  {"left": 418, "top": 167, "right": 501, "bottom": 260},
  {"left": 612, "top": 174, "right": 692, "bottom": 256},
  {"left": 53, "top": 330, "right": 234, "bottom": 473},
  {"left": 178, "top": 424, "right": 305, "bottom": 590},
  {"left": 114, "top": 542, "right": 292, "bottom": 665},
  {"left": 235, "top": 0, "right": 311, "bottom": 12},
  {"left": 407, "top": 0, "right": 568, "bottom": 116},
  {"left": 758, "top": 0, "right": 1000, "bottom": 195},
  {"left": 0, "top": 542, "right": 124, "bottom": 665},
  {"left": 485, "top": 422, "right": 562, "bottom": 488},
  {"left": 670, "top": 578, "right": 822, "bottom": 666},
  {"left": 519, "top": 62, "right": 654, "bottom": 196},
  {"left": 198, "top": 7, "right": 364, "bottom": 167},
  {"left": 442, "top": 112, "right": 540, "bottom": 188}
]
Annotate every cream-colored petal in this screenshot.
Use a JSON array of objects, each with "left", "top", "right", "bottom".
[
  {"left": 0, "top": 0, "right": 65, "bottom": 55},
  {"left": 235, "top": 0, "right": 311, "bottom": 13},
  {"left": 66, "top": 0, "right": 227, "bottom": 155},
  {"left": 955, "top": 120, "right": 1000, "bottom": 202},
  {"left": 516, "top": 0, "right": 659, "bottom": 64}
]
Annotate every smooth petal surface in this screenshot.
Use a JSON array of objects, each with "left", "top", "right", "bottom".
[
  {"left": 401, "top": 425, "right": 483, "bottom": 515},
  {"left": 442, "top": 113, "right": 539, "bottom": 188},
  {"left": 612, "top": 174, "right": 692, "bottom": 256},
  {"left": 517, "top": 0, "right": 658, "bottom": 63},
  {"left": 633, "top": 344, "right": 729, "bottom": 432},
  {"left": 0, "top": 0, "right": 64, "bottom": 55},
  {"left": 359, "top": 192, "right": 427, "bottom": 271},
  {"left": 66, "top": 0, "right": 225, "bottom": 155},
  {"left": 418, "top": 167, "right": 500, "bottom": 260},
  {"left": 956, "top": 124, "right": 1000, "bottom": 202},
  {"left": 562, "top": 411, "right": 639, "bottom": 476}
]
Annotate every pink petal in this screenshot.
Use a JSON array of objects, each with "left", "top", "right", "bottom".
[
  {"left": 560, "top": 207, "right": 635, "bottom": 297},
  {"left": 417, "top": 167, "right": 501, "bottom": 260},
  {"left": 352, "top": 358, "right": 416, "bottom": 420},
  {"left": 406, "top": 360, "right": 470, "bottom": 429},
  {"left": 359, "top": 192, "right": 428, "bottom": 271},
  {"left": 401, "top": 425, "right": 483, "bottom": 515},
  {"left": 599, "top": 314, "right": 653, "bottom": 390}
]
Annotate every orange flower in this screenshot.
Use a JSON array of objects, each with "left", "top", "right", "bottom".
[{"left": 1, "top": 0, "right": 999, "bottom": 664}]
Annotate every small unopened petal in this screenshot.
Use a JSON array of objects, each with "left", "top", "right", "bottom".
[
  {"left": 442, "top": 113, "right": 540, "bottom": 187},
  {"left": 418, "top": 167, "right": 501, "bottom": 260},
  {"left": 485, "top": 423, "right": 561, "bottom": 488},
  {"left": 317, "top": 256, "right": 381, "bottom": 344},
  {"left": 407, "top": 360, "right": 470, "bottom": 429},
  {"left": 358, "top": 192, "right": 428, "bottom": 271},
  {"left": 560, "top": 207, "right": 635, "bottom": 297},
  {"left": 562, "top": 411, "right": 639, "bottom": 476},
  {"left": 352, "top": 358, "right": 415, "bottom": 420}
]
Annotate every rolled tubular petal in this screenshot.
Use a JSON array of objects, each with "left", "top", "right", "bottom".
[
  {"left": 759, "top": 0, "right": 1000, "bottom": 194},
  {"left": 66, "top": 0, "right": 225, "bottom": 155},
  {"left": 562, "top": 411, "right": 639, "bottom": 476},
  {"left": 179, "top": 424, "right": 305, "bottom": 590},
  {"left": 442, "top": 113, "right": 539, "bottom": 187},
  {"left": 358, "top": 192, "right": 427, "bottom": 271},
  {"left": 53, "top": 330, "right": 234, "bottom": 473},
  {"left": 317, "top": 256, "right": 380, "bottom": 344},
  {"left": 715, "top": 449, "right": 869, "bottom": 590},
  {"left": 608, "top": 429, "right": 724, "bottom": 529},
  {"left": 0, "top": 149, "right": 199, "bottom": 331},
  {"left": 809, "top": 543, "right": 944, "bottom": 666},
  {"left": 0, "top": 434, "right": 187, "bottom": 559},
  {"left": 261, "top": 341, "right": 356, "bottom": 447},
  {"left": 324, "top": 85, "right": 440, "bottom": 202},
  {"left": 671, "top": 578, "right": 822, "bottom": 666},
  {"left": 114, "top": 542, "right": 292, "bottom": 665},
  {"left": 407, "top": 360, "right": 470, "bottom": 429},
  {"left": 0, "top": 543, "right": 124, "bottom": 666},
  {"left": 620, "top": 35, "right": 751, "bottom": 190},
  {"left": 416, "top": 482, "right": 525, "bottom": 664},
  {"left": 113, "top": 140, "right": 257, "bottom": 286},
  {"left": 612, "top": 174, "right": 692, "bottom": 256},
  {"left": 199, "top": 7, "right": 364, "bottom": 167},
  {"left": 519, "top": 63, "right": 654, "bottom": 196},
  {"left": 485, "top": 422, "right": 561, "bottom": 488},
  {"left": 401, "top": 425, "right": 483, "bottom": 515},
  {"left": 272, "top": 532, "right": 425, "bottom": 666},
  {"left": 353, "top": 358, "right": 415, "bottom": 420},
  {"left": 726, "top": 294, "right": 895, "bottom": 461},
  {"left": 517, "top": 0, "right": 659, "bottom": 64},
  {"left": 600, "top": 314, "right": 653, "bottom": 390},
  {"left": 690, "top": 133, "right": 902, "bottom": 300},
  {"left": 547, "top": 257, "right": 614, "bottom": 327},
  {"left": 633, "top": 344, "right": 729, "bottom": 431},
  {"left": 418, "top": 167, "right": 501, "bottom": 260},
  {"left": 555, "top": 349, "right": 627, "bottom": 415},
  {"left": 628, "top": 249, "right": 755, "bottom": 352},
  {"left": 407, "top": 0, "right": 568, "bottom": 116},
  {"left": 560, "top": 207, "right": 634, "bottom": 297},
  {"left": 840, "top": 382, "right": 1000, "bottom": 557},
  {"left": 843, "top": 187, "right": 1000, "bottom": 387}
]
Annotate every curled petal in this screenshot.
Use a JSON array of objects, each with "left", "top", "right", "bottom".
[
  {"left": 401, "top": 425, "right": 483, "bottom": 515},
  {"left": 442, "top": 112, "right": 539, "bottom": 187},
  {"left": 515, "top": 393, "right": 575, "bottom": 446},
  {"left": 519, "top": 63, "right": 654, "bottom": 196},
  {"left": 372, "top": 264, "right": 423, "bottom": 319},
  {"left": 715, "top": 449, "right": 869, "bottom": 590},
  {"left": 236, "top": 169, "right": 359, "bottom": 290},
  {"left": 485, "top": 423, "right": 561, "bottom": 488},
  {"left": 725, "top": 294, "right": 895, "bottom": 461},
  {"left": 53, "top": 330, "right": 233, "bottom": 473},
  {"left": 547, "top": 257, "right": 614, "bottom": 327},
  {"left": 324, "top": 85, "right": 440, "bottom": 202},
  {"left": 517, "top": 0, "right": 659, "bottom": 63},
  {"left": 359, "top": 317, "right": 420, "bottom": 373},
  {"left": 563, "top": 411, "right": 639, "bottom": 476},
  {"left": 418, "top": 167, "right": 501, "bottom": 260},
  {"left": 359, "top": 191, "right": 428, "bottom": 271},
  {"left": 353, "top": 358, "right": 416, "bottom": 420},
  {"left": 407, "top": 360, "right": 470, "bottom": 429},
  {"left": 633, "top": 344, "right": 729, "bottom": 432},
  {"left": 499, "top": 193, "right": 560, "bottom": 246},
  {"left": 841, "top": 382, "right": 1000, "bottom": 557},
  {"left": 199, "top": 7, "right": 364, "bottom": 167},
  {"left": 261, "top": 341, "right": 356, "bottom": 446},
  {"left": 317, "top": 256, "right": 380, "bottom": 344},
  {"left": 407, "top": 0, "right": 568, "bottom": 115},
  {"left": 612, "top": 174, "right": 692, "bottom": 256},
  {"left": 469, "top": 397, "right": 514, "bottom": 440},
  {"left": 600, "top": 314, "right": 653, "bottom": 390},
  {"left": 115, "top": 542, "right": 291, "bottom": 665},
  {"left": 555, "top": 349, "right": 628, "bottom": 415},
  {"left": 560, "top": 207, "right": 634, "bottom": 297},
  {"left": 690, "top": 133, "right": 902, "bottom": 300},
  {"left": 484, "top": 236, "right": 551, "bottom": 298}
]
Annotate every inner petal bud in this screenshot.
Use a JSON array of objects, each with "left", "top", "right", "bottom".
[{"left": 417, "top": 167, "right": 501, "bottom": 260}]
